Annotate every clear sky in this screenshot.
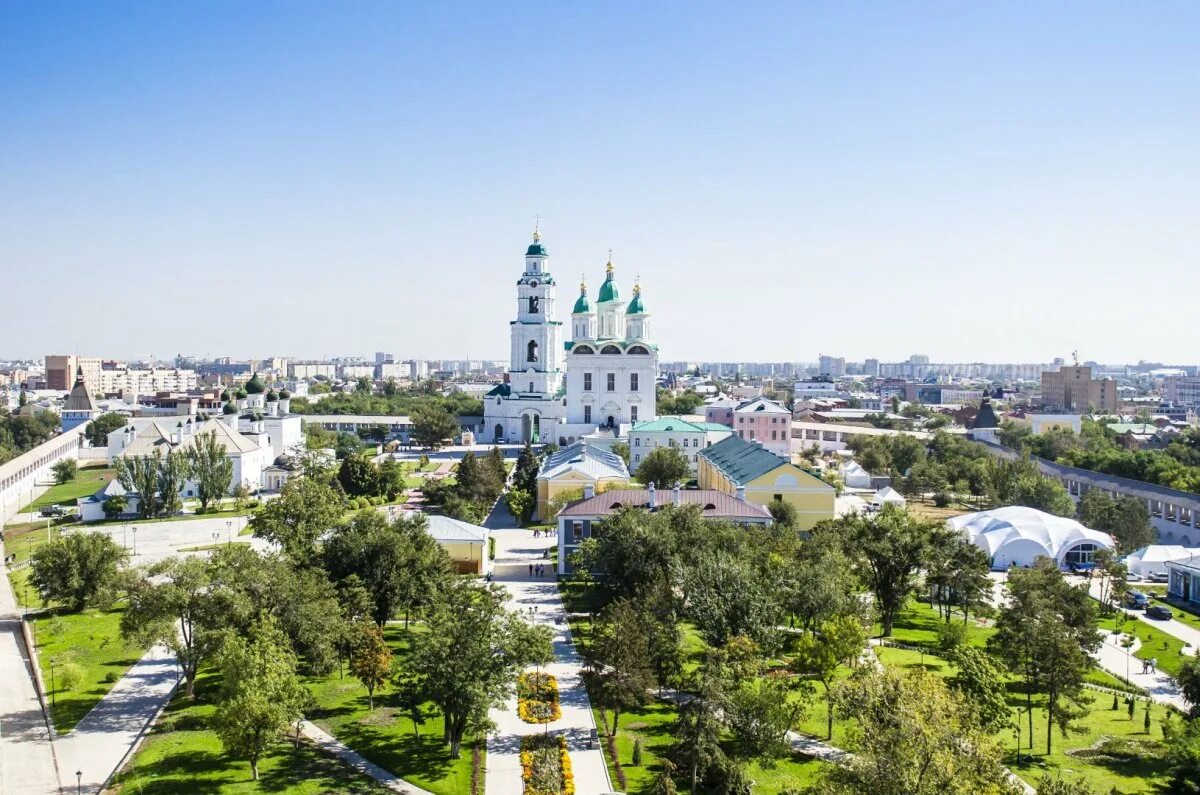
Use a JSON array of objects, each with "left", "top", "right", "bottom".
[{"left": 2, "top": 2, "right": 1197, "bottom": 365}]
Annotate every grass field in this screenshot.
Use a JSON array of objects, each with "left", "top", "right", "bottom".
[
  {"left": 878, "top": 598, "right": 995, "bottom": 648},
  {"left": 1098, "top": 615, "right": 1189, "bottom": 677},
  {"left": 30, "top": 604, "right": 144, "bottom": 732},
  {"left": 304, "top": 625, "right": 477, "bottom": 795},
  {"left": 110, "top": 672, "right": 390, "bottom": 794},
  {"left": 18, "top": 466, "right": 114, "bottom": 512}
]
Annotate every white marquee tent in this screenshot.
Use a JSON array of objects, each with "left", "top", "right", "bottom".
[
  {"left": 870, "top": 486, "right": 906, "bottom": 508},
  {"left": 1124, "top": 545, "right": 1200, "bottom": 578},
  {"left": 948, "top": 506, "right": 1114, "bottom": 571}
]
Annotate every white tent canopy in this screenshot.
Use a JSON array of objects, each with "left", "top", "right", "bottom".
[
  {"left": 948, "top": 506, "right": 1114, "bottom": 571},
  {"left": 870, "top": 486, "right": 906, "bottom": 507},
  {"left": 1125, "top": 545, "right": 1200, "bottom": 578},
  {"left": 839, "top": 461, "right": 872, "bottom": 489}
]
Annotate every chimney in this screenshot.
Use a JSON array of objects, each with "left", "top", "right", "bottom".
[
  {"left": 736, "top": 485, "right": 747, "bottom": 502},
  {"left": 172, "top": 422, "right": 183, "bottom": 445},
  {"left": 647, "top": 482, "right": 657, "bottom": 508},
  {"left": 583, "top": 483, "right": 595, "bottom": 499},
  {"left": 673, "top": 483, "right": 681, "bottom": 506}
]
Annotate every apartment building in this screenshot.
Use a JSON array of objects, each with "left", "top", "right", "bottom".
[{"left": 1040, "top": 366, "right": 1118, "bottom": 412}]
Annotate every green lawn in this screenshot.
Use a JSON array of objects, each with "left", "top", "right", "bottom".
[
  {"left": 304, "top": 625, "right": 476, "bottom": 795},
  {"left": 19, "top": 466, "right": 114, "bottom": 512},
  {"left": 110, "top": 671, "right": 390, "bottom": 794},
  {"left": 1098, "top": 615, "right": 1189, "bottom": 677},
  {"left": 879, "top": 599, "right": 995, "bottom": 648},
  {"left": 30, "top": 604, "right": 144, "bottom": 732}
]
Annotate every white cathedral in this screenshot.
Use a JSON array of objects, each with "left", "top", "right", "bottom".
[{"left": 484, "top": 230, "right": 659, "bottom": 445}]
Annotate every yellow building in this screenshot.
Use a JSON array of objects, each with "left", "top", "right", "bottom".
[
  {"left": 697, "top": 435, "right": 834, "bottom": 530},
  {"left": 425, "top": 514, "right": 491, "bottom": 575},
  {"left": 535, "top": 442, "right": 631, "bottom": 522}
]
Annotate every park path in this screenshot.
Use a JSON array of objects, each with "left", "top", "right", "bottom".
[
  {"left": 1087, "top": 578, "right": 1200, "bottom": 651},
  {"left": 54, "top": 644, "right": 180, "bottom": 793},
  {"left": 1091, "top": 632, "right": 1187, "bottom": 710},
  {"left": 484, "top": 505, "right": 611, "bottom": 795},
  {"left": 299, "top": 721, "right": 434, "bottom": 794},
  {"left": 0, "top": 543, "right": 60, "bottom": 795}
]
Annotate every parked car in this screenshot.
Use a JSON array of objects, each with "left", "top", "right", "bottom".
[
  {"left": 1125, "top": 571, "right": 1143, "bottom": 582},
  {"left": 1125, "top": 591, "right": 1150, "bottom": 610},
  {"left": 38, "top": 505, "right": 66, "bottom": 518},
  {"left": 1148, "top": 572, "right": 1170, "bottom": 583},
  {"left": 1146, "top": 605, "right": 1173, "bottom": 620}
]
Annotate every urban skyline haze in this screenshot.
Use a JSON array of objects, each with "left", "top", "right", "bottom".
[{"left": 2, "top": 2, "right": 1197, "bottom": 362}]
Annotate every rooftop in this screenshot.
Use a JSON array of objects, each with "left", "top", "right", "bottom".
[{"left": 558, "top": 488, "right": 771, "bottom": 521}]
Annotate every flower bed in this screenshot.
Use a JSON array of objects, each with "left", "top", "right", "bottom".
[
  {"left": 517, "top": 671, "right": 562, "bottom": 724},
  {"left": 520, "top": 734, "right": 574, "bottom": 795}
]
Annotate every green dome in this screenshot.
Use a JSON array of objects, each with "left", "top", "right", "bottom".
[
  {"left": 223, "top": 402, "right": 237, "bottom": 415},
  {"left": 628, "top": 295, "right": 645, "bottom": 314},
  {"left": 573, "top": 290, "right": 591, "bottom": 314},
  {"left": 279, "top": 389, "right": 291, "bottom": 399},
  {"left": 220, "top": 389, "right": 231, "bottom": 401},
  {"left": 266, "top": 390, "right": 279, "bottom": 401},
  {"left": 526, "top": 242, "right": 547, "bottom": 257},
  {"left": 235, "top": 388, "right": 248, "bottom": 399},
  {"left": 598, "top": 274, "right": 619, "bottom": 303},
  {"left": 244, "top": 373, "right": 265, "bottom": 394}
]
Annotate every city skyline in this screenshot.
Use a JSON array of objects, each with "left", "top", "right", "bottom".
[{"left": 3, "top": 3, "right": 1198, "bottom": 362}]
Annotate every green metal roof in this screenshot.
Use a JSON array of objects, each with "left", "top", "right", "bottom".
[
  {"left": 697, "top": 435, "right": 802, "bottom": 485},
  {"left": 627, "top": 294, "right": 645, "bottom": 313},
  {"left": 598, "top": 274, "right": 619, "bottom": 303},
  {"left": 632, "top": 416, "right": 705, "bottom": 434},
  {"left": 573, "top": 293, "right": 591, "bottom": 313},
  {"left": 526, "top": 242, "right": 547, "bottom": 256}
]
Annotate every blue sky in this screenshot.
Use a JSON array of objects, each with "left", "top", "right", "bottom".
[{"left": 2, "top": 2, "right": 1197, "bottom": 364}]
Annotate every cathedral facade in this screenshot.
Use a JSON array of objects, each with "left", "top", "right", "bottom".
[{"left": 484, "top": 231, "right": 658, "bottom": 445}]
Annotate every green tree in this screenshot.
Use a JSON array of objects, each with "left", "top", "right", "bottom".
[
  {"left": 122, "top": 556, "right": 228, "bottom": 698},
  {"left": 338, "top": 452, "right": 381, "bottom": 497},
  {"left": 611, "top": 441, "right": 631, "bottom": 466},
  {"left": 767, "top": 498, "right": 797, "bottom": 529},
  {"left": 784, "top": 529, "right": 860, "bottom": 633},
  {"left": 840, "top": 506, "right": 941, "bottom": 636},
  {"left": 1176, "top": 655, "right": 1200, "bottom": 719},
  {"left": 823, "top": 668, "right": 1012, "bottom": 795},
  {"left": 156, "top": 448, "right": 192, "bottom": 515},
  {"left": 51, "top": 458, "right": 77, "bottom": 485},
  {"left": 727, "top": 676, "right": 808, "bottom": 762},
  {"left": 1078, "top": 490, "right": 1153, "bottom": 552},
  {"left": 115, "top": 451, "right": 163, "bottom": 519},
  {"left": 212, "top": 614, "right": 310, "bottom": 781},
  {"left": 684, "top": 549, "right": 781, "bottom": 649},
  {"left": 410, "top": 405, "right": 459, "bottom": 449},
  {"left": 513, "top": 443, "right": 541, "bottom": 495},
  {"left": 30, "top": 531, "right": 125, "bottom": 611},
  {"left": 249, "top": 476, "right": 344, "bottom": 563},
  {"left": 790, "top": 615, "right": 866, "bottom": 738},
  {"left": 635, "top": 446, "right": 691, "bottom": 489},
  {"left": 102, "top": 493, "right": 127, "bottom": 519},
  {"left": 349, "top": 621, "right": 393, "bottom": 710},
  {"left": 1035, "top": 775, "right": 1095, "bottom": 795},
  {"left": 670, "top": 664, "right": 727, "bottom": 793},
  {"left": 585, "top": 598, "right": 657, "bottom": 735},
  {"left": 377, "top": 458, "right": 407, "bottom": 500},
  {"left": 84, "top": 413, "right": 128, "bottom": 447},
  {"left": 504, "top": 488, "right": 533, "bottom": 524},
  {"left": 1163, "top": 713, "right": 1200, "bottom": 794},
  {"left": 412, "top": 579, "right": 545, "bottom": 757},
  {"left": 187, "top": 430, "right": 234, "bottom": 511},
  {"left": 948, "top": 646, "right": 1010, "bottom": 732}
]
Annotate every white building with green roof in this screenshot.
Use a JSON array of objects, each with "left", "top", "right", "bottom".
[
  {"left": 484, "top": 230, "right": 660, "bottom": 445},
  {"left": 629, "top": 416, "right": 732, "bottom": 473}
]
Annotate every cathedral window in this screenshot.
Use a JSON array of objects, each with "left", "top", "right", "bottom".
[
  {"left": 584, "top": 373, "right": 592, "bottom": 391},
  {"left": 630, "top": 373, "right": 639, "bottom": 391},
  {"left": 601, "top": 344, "right": 621, "bottom": 354},
  {"left": 584, "top": 406, "right": 592, "bottom": 423},
  {"left": 630, "top": 406, "right": 637, "bottom": 422},
  {"left": 527, "top": 340, "right": 539, "bottom": 363},
  {"left": 606, "top": 373, "right": 615, "bottom": 391},
  {"left": 529, "top": 381, "right": 534, "bottom": 393},
  {"left": 528, "top": 296, "right": 539, "bottom": 314},
  {"left": 627, "top": 345, "right": 649, "bottom": 355}
]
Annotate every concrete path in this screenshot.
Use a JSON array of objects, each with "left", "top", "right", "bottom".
[
  {"left": 484, "top": 511, "right": 610, "bottom": 795},
  {"left": 0, "top": 543, "right": 59, "bottom": 795},
  {"left": 300, "top": 720, "right": 434, "bottom": 794},
  {"left": 72, "top": 515, "right": 259, "bottom": 566},
  {"left": 54, "top": 644, "right": 181, "bottom": 794},
  {"left": 1092, "top": 631, "right": 1186, "bottom": 709}
]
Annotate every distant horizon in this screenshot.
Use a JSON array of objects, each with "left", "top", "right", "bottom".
[{"left": 3, "top": 3, "right": 1197, "bottom": 362}]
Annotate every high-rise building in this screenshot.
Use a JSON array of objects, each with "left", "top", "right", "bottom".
[
  {"left": 1164, "top": 375, "right": 1200, "bottom": 408},
  {"left": 1040, "top": 366, "right": 1117, "bottom": 412},
  {"left": 818, "top": 355, "right": 846, "bottom": 378},
  {"left": 45, "top": 355, "right": 102, "bottom": 392},
  {"left": 863, "top": 358, "right": 880, "bottom": 377}
]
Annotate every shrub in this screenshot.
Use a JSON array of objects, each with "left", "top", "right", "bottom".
[
  {"left": 103, "top": 671, "right": 121, "bottom": 684},
  {"left": 56, "top": 661, "right": 84, "bottom": 692},
  {"left": 932, "top": 491, "right": 952, "bottom": 507},
  {"left": 631, "top": 736, "right": 643, "bottom": 766},
  {"left": 489, "top": 536, "right": 496, "bottom": 561},
  {"left": 936, "top": 620, "right": 968, "bottom": 654}
]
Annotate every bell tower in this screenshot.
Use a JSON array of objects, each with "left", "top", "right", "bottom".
[{"left": 509, "top": 228, "right": 563, "bottom": 396}]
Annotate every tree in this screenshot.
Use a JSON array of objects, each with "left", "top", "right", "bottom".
[
  {"left": 925, "top": 534, "right": 992, "bottom": 623},
  {"left": 115, "top": 451, "right": 163, "bottom": 518},
  {"left": 212, "top": 614, "right": 310, "bottom": 781},
  {"left": 727, "top": 675, "right": 808, "bottom": 765},
  {"left": 612, "top": 441, "right": 631, "bottom": 466},
  {"left": 1176, "top": 655, "right": 1200, "bottom": 719},
  {"left": 324, "top": 510, "right": 451, "bottom": 626},
  {"left": 989, "top": 558, "right": 1100, "bottom": 754},
  {"left": 377, "top": 458, "right": 407, "bottom": 500},
  {"left": 410, "top": 405, "right": 459, "bottom": 449},
  {"left": 187, "top": 430, "right": 234, "bottom": 511},
  {"left": 156, "top": 448, "right": 192, "bottom": 516},
  {"left": 512, "top": 443, "right": 541, "bottom": 495},
  {"left": 784, "top": 529, "right": 861, "bottom": 633},
  {"left": 338, "top": 453, "right": 381, "bottom": 497},
  {"left": 1035, "top": 776, "right": 1095, "bottom": 795},
  {"left": 102, "top": 493, "right": 127, "bottom": 519},
  {"left": 411, "top": 579, "right": 545, "bottom": 757},
  {"left": 1163, "top": 713, "right": 1200, "bottom": 794},
  {"left": 504, "top": 488, "right": 533, "bottom": 524},
  {"left": 585, "top": 598, "right": 656, "bottom": 735},
  {"left": 767, "top": 498, "right": 797, "bottom": 529},
  {"left": 839, "top": 506, "right": 940, "bottom": 636},
  {"left": 671, "top": 664, "right": 727, "bottom": 793},
  {"left": 51, "top": 458, "right": 77, "bottom": 485},
  {"left": 249, "top": 476, "right": 344, "bottom": 563},
  {"left": 122, "top": 556, "right": 227, "bottom": 698},
  {"left": 1078, "top": 490, "right": 1153, "bottom": 553},
  {"left": 684, "top": 549, "right": 781, "bottom": 649},
  {"left": 635, "top": 447, "right": 690, "bottom": 489},
  {"left": 349, "top": 622, "right": 393, "bottom": 710},
  {"left": 85, "top": 413, "right": 128, "bottom": 447},
  {"left": 30, "top": 531, "right": 125, "bottom": 611},
  {"left": 823, "top": 668, "right": 1012, "bottom": 795},
  {"left": 948, "top": 646, "right": 1010, "bottom": 732},
  {"left": 790, "top": 615, "right": 866, "bottom": 738}
]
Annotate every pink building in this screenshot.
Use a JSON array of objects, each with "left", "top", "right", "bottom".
[
  {"left": 704, "top": 396, "right": 738, "bottom": 428},
  {"left": 732, "top": 397, "right": 791, "bottom": 458}
]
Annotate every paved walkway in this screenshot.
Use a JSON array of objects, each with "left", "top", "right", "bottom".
[
  {"left": 54, "top": 644, "right": 181, "bottom": 793},
  {"left": 0, "top": 543, "right": 59, "bottom": 795},
  {"left": 1092, "top": 632, "right": 1186, "bottom": 709},
  {"left": 1088, "top": 578, "right": 1200, "bottom": 652},
  {"left": 300, "top": 721, "right": 434, "bottom": 794},
  {"left": 484, "top": 509, "right": 610, "bottom": 795}
]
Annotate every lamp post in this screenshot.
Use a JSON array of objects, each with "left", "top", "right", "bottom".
[
  {"left": 122, "top": 524, "right": 128, "bottom": 551},
  {"left": 226, "top": 520, "right": 232, "bottom": 544},
  {"left": 132, "top": 526, "right": 137, "bottom": 557},
  {"left": 49, "top": 658, "right": 57, "bottom": 710},
  {"left": 76, "top": 770, "right": 82, "bottom": 794}
]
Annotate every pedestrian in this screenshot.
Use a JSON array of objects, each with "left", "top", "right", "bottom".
[
  {"left": 528, "top": 563, "right": 533, "bottom": 577},
  {"left": 1141, "top": 659, "right": 1148, "bottom": 674},
  {"left": 1151, "top": 657, "right": 1158, "bottom": 673}
]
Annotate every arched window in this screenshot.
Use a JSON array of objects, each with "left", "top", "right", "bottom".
[
  {"left": 528, "top": 381, "right": 534, "bottom": 393},
  {"left": 528, "top": 296, "right": 539, "bottom": 314},
  {"left": 527, "top": 340, "right": 539, "bottom": 362},
  {"left": 627, "top": 345, "right": 649, "bottom": 355},
  {"left": 704, "top": 503, "right": 717, "bottom": 510},
  {"left": 601, "top": 345, "right": 621, "bottom": 355},
  {"left": 574, "top": 345, "right": 595, "bottom": 354}
]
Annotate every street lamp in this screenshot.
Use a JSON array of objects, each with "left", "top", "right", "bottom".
[
  {"left": 226, "top": 520, "right": 232, "bottom": 544},
  {"left": 49, "top": 658, "right": 57, "bottom": 710},
  {"left": 76, "top": 770, "right": 82, "bottom": 794},
  {"left": 132, "top": 526, "right": 137, "bottom": 556},
  {"left": 212, "top": 532, "right": 219, "bottom": 548}
]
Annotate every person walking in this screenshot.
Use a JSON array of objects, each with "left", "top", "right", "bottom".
[
  {"left": 1151, "top": 657, "right": 1158, "bottom": 673},
  {"left": 528, "top": 563, "right": 534, "bottom": 577}
]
